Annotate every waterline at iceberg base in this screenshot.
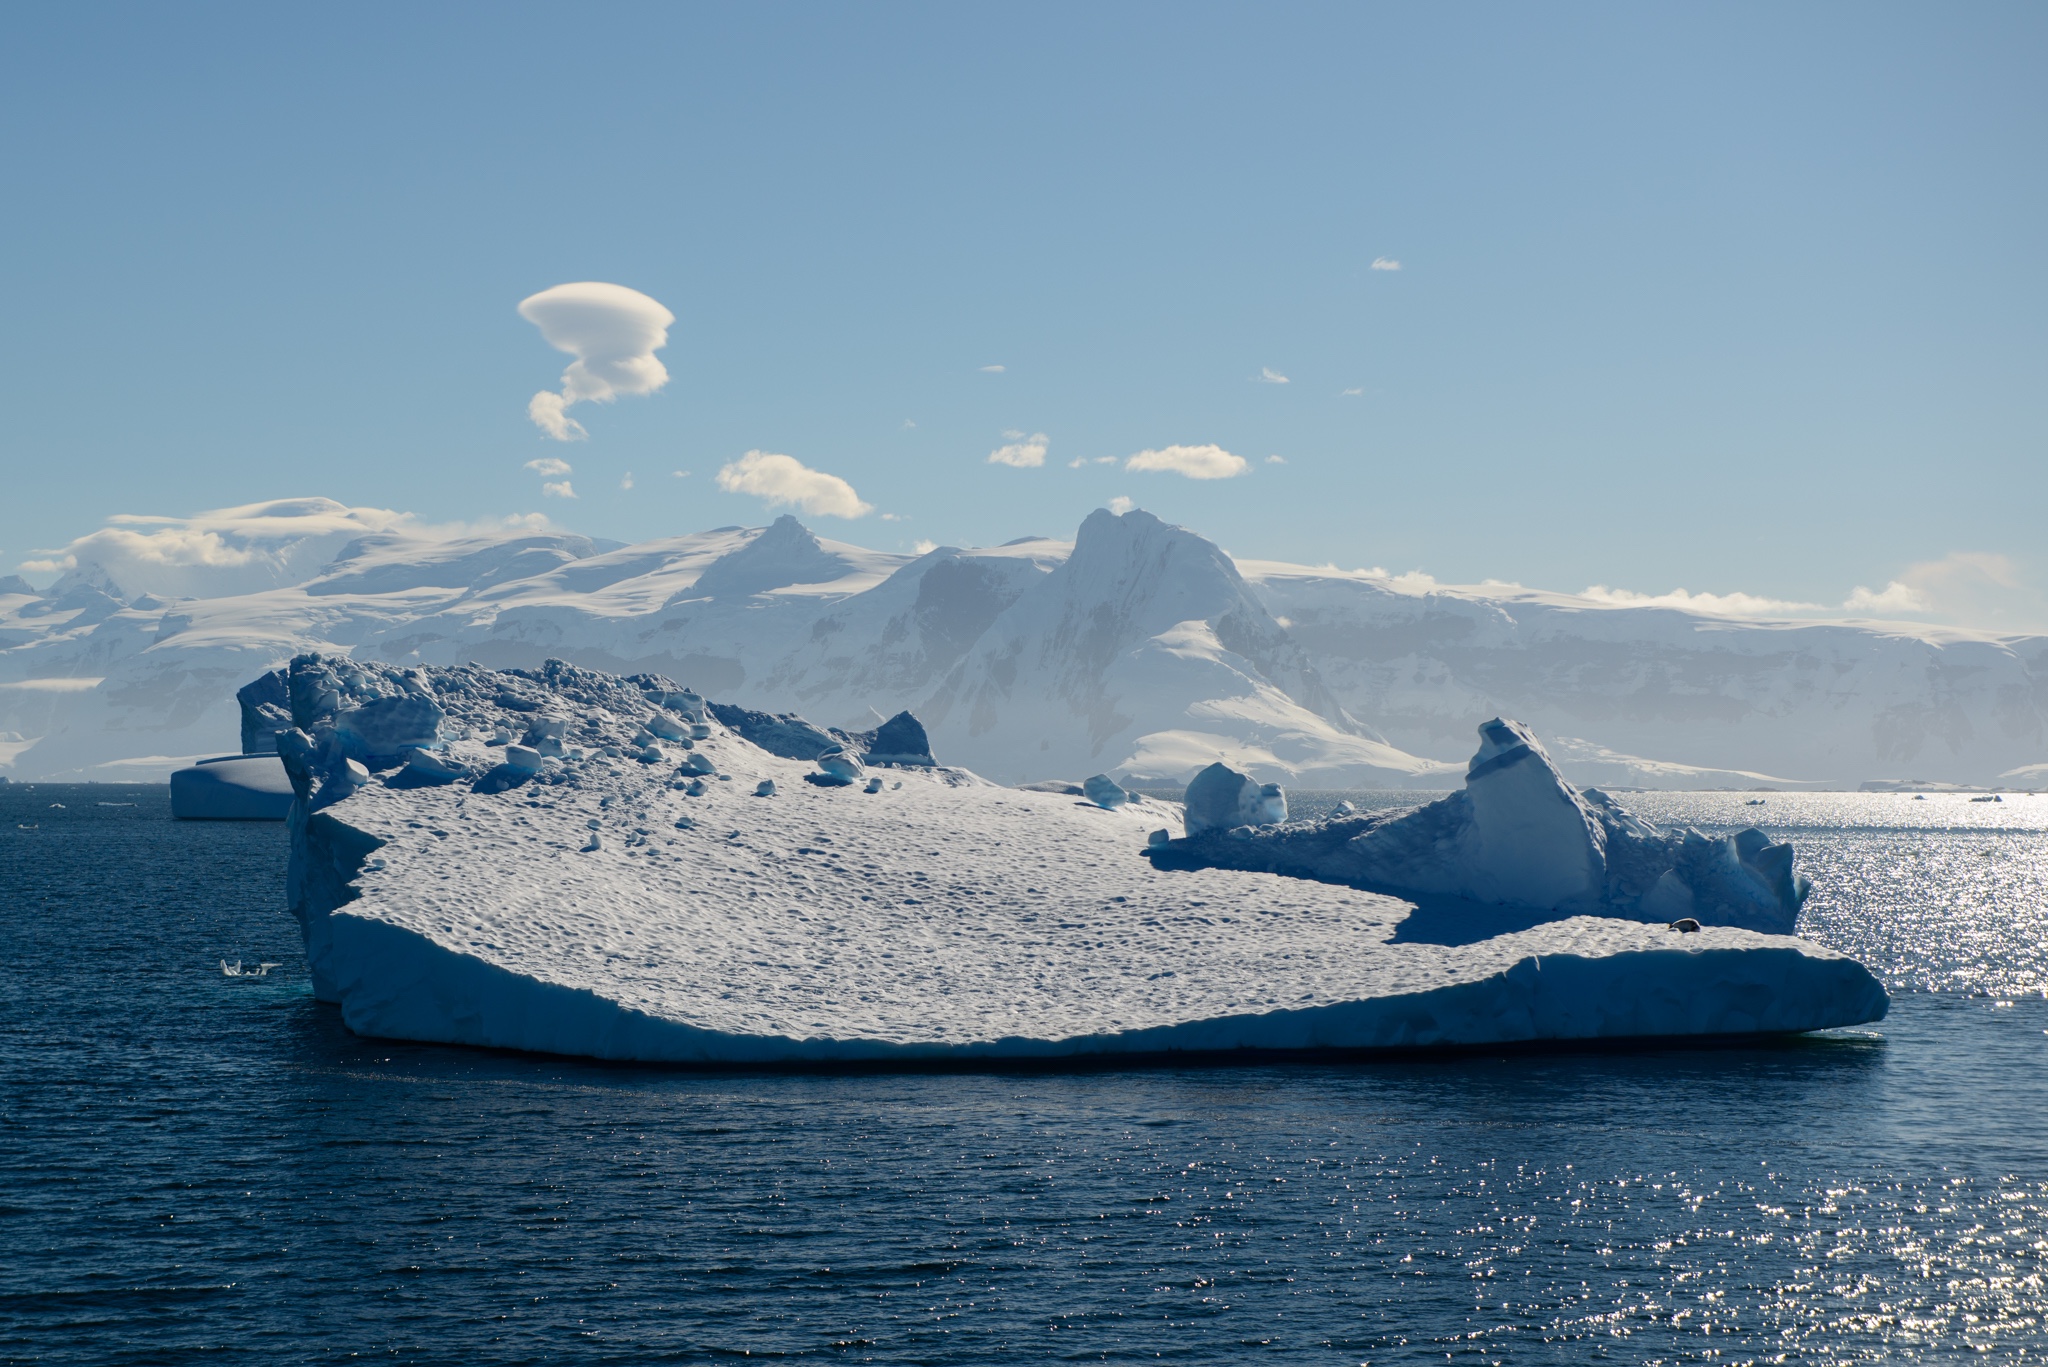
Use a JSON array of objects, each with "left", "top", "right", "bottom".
[{"left": 271, "top": 656, "right": 1887, "bottom": 1064}]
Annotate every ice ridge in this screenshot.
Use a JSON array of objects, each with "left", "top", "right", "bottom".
[{"left": 1147, "top": 718, "right": 1808, "bottom": 934}]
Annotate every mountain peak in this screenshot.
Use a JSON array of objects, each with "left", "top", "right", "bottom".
[{"left": 689, "top": 516, "right": 853, "bottom": 598}]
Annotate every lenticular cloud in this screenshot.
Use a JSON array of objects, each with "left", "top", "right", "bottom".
[{"left": 518, "top": 282, "right": 675, "bottom": 441}]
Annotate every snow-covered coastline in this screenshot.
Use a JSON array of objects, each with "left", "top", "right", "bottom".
[
  {"left": 270, "top": 655, "right": 1886, "bottom": 1064},
  {"left": 6, "top": 501, "right": 2045, "bottom": 789}
]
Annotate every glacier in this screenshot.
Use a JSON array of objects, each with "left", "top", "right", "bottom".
[
  {"left": 267, "top": 655, "right": 1884, "bottom": 1063},
  {"left": 6, "top": 498, "right": 2045, "bottom": 789}
]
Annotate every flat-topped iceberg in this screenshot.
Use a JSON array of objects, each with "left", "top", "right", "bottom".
[{"left": 269, "top": 657, "right": 1884, "bottom": 1063}]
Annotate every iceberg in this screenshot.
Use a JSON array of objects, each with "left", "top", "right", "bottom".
[
  {"left": 267, "top": 656, "right": 1884, "bottom": 1063},
  {"left": 1148, "top": 719, "right": 1809, "bottom": 934},
  {"left": 169, "top": 754, "right": 293, "bottom": 820}
]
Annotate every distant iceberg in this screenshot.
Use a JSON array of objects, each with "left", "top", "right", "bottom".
[
  {"left": 268, "top": 656, "right": 1884, "bottom": 1064},
  {"left": 169, "top": 755, "right": 292, "bottom": 820}
]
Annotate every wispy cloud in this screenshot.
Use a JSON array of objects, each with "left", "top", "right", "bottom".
[
  {"left": 1255, "top": 367, "right": 1290, "bottom": 384},
  {"left": 1845, "top": 551, "right": 2042, "bottom": 629},
  {"left": 715, "top": 451, "right": 873, "bottom": 519},
  {"left": 620, "top": 472, "right": 635, "bottom": 491},
  {"left": 913, "top": 538, "right": 938, "bottom": 554},
  {"left": 979, "top": 364, "right": 1005, "bottom": 373},
  {"left": 518, "top": 282, "right": 674, "bottom": 441},
  {"left": 671, "top": 470, "right": 690, "bottom": 479},
  {"left": 542, "top": 481, "right": 577, "bottom": 500},
  {"left": 1125, "top": 444, "right": 1249, "bottom": 480},
  {"left": 1341, "top": 386, "right": 1364, "bottom": 397},
  {"left": 524, "top": 457, "right": 572, "bottom": 477},
  {"left": 1370, "top": 257, "right": 1401, "bottom": 271},
  {"left": 17, "top": 498, "right": 557, "bottom": 597},
  {"left": 1579, "top": 585, "right": 1822, "bottom": 616},
  {"left": 1264, "top": 455, "right": 1287, "bottom": 465},
  {"left": 1108, "top": 496, "right": 1134, "bottom": 515},
  {"left": 987, "top": 432, "right": 1049, "bottom": 468}
]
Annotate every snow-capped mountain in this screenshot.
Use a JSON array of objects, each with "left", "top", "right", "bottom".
[{"left": 4, "top": 499, "right": 2044, "bottom": 787}]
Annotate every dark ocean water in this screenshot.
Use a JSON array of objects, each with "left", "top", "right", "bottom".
[{"left": 1, "top": 783, "right": 2044, "bottom": 1365}]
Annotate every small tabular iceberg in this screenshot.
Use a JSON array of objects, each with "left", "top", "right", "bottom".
[
  {"left": 170, "top": 755, "right": 293, "bottom": 820},
  {"left": 268, "top": 656, "right": 1885, "bottom": 1064}
]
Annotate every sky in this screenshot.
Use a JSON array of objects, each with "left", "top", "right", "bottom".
[{"left": 1, "top": 2, "right": 2043, "bottom": 629}]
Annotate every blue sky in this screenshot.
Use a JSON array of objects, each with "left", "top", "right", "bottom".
[{"left": 2, "top": 3, "right": 2043, "bottom": 626}]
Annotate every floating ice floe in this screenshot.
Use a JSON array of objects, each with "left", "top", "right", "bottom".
[{"left": 270, "top": 657, "right": 1885, "bottom": 1064}]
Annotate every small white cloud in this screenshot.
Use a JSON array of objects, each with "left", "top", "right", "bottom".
[
  {"left": 988, "top": 432, "right": 1049, "bottom": 468},
  {"left": 913, "top": 538, "right": 938, "bottom": 554},
  {"left": 1125, "top": 444, "right": 1249, "bottom": 480},
  {"left": 1108, "top": 496, "right": 1134, "bottom": 515},
  {"left": 715, "top": 451, "right": 873, "bottom": 519},
  {"left": 1370, "top": 258, "right": 1401, "bottom": 271},
  {"left": 1264, "top": 454, "right": 1287, "bottom": 465},
  {"left": 1341, "top": 386, "right": 1364, "bottom": 397},
  {"left": 524, "top": 457, "right": 573, "bottom": 477},
  {"left": 518, "top": 281, "right": 675, "bottom": 442},
  {"left": 1256, "top": 367, "right": 1290, "bottom": 384},
  {"left": 1844, "top": 581, "right": 1926, "bottom": 614},
  {"left": 1067, "top": 457, "right": 1084, "bottom": 469},
  {"left": 620, "top": 472, "right": 635, "bottom": 491},
  {"left": 542, "top": 481, "right": 577, "bottom": 500},
  {"left": 979, "top": 364, "right": 1005, "bottom": 373},
  {"left": 902, "top": 418, "right": 917, "bottom": 429},
  {"left": 879, "top": 512, "right": 907, "bottom": 522},
  {"left": 671, "top": 469, "right": 691, "bottom": 479}
]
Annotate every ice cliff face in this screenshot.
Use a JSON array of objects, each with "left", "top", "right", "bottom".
[
  {"left": 1149, "top": 718, "right": 1810, "bottom": 935},
  {"left": 267, "top": 656, "right": 1883, "bottom": 1062},
  {"left": 5, "top": 500, "right": 2045, "bottom": 787}
]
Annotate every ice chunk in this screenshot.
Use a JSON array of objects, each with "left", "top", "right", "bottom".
[
  {"left": 1182, "top": 762, "right": 1286, "bottom": 835},
  {"left": 706, "top": 702, "right": 837, "bottom": 760},
  {"left": 861, "top": 711, "right": 935, "bottom": 767},
  {"left": 815, "top": 746, "right": 864, "bottom": 785},
  {"left": 402, "top": 748, "right": 469, "bottom": 783},
  {"left": 336, "top": 694, "right": 446, "bottom": 764},
  {"left": 1082, "top": 774, "right": 1129, "bottom": 809},
  {"left": 754, "top": 778, "right": 776, "bottom": 797},
  {"left": 1149, "top": 718, "right": 1811, "bottom": 934}
]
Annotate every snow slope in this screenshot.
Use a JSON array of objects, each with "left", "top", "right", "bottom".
[
  {"left": 275, "top": 657, "right": 1885, "bottom": 1062},
  {"left": 7, "top": 500, "right": 2045, "bottom": 786}
]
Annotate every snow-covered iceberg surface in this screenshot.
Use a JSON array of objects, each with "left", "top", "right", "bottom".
[
  {"left": 271, "top": 657, "right": 1885, "bottom": 1063},
  {"left": 1148, "top": 719, "right": 1810, "bottom": 934}
]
